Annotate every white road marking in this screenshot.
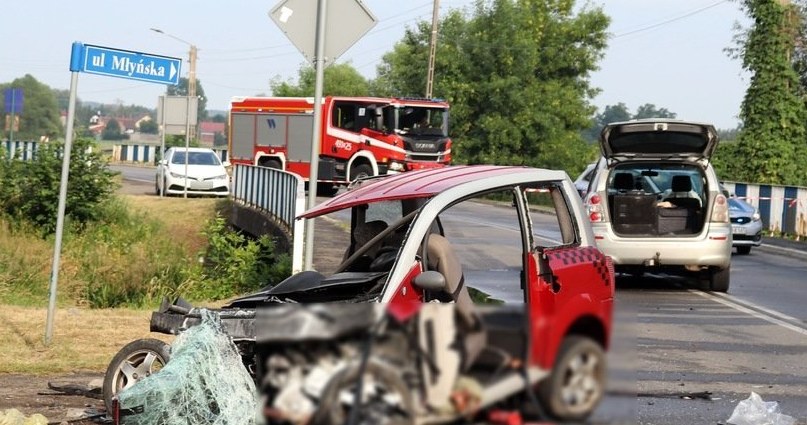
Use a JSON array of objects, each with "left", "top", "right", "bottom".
[{"left": 689, "top": 289, "right": 807, "bottom": 336}]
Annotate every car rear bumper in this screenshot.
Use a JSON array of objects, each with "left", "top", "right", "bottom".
[{"left": 592, "top": 223, "right": 732, "bottom": 269}]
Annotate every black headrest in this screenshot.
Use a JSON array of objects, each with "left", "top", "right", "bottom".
[
  {"left": 613, "top": 172, "right": 634, "bottom": 191},
  {"left": 671, "top": 175, "right": 692, "bottom": 192}
]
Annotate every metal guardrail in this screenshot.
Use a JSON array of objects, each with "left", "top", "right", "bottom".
[
  {"left": 232, "top": 164, "right": 305, "bottom": 272},
  {"left": 110, "top": 144, "right": 228, "bottom": 164},
  {"left": 2, "top": 140, "right": 38, "bottom": 160}
]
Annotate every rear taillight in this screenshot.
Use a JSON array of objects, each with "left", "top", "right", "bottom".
[
  {"left": 711, "top": 194, "right": 729, "bottom": 223},
  {"left": 587, "top": 193, "right": 605, "bottom": 222}
]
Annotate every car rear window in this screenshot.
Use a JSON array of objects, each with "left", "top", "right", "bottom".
[{"left": 609, "top": 132, "right": 708, "bottom": 155}]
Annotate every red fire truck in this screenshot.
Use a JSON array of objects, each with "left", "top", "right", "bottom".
[{"left": 228, "top": 96, "right": 452, "bottom": 190}]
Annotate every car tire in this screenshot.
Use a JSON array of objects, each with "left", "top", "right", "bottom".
[
  {"left": 537, "top": 335, "right": 605, "bottom": 422},
  {"left": 317, "top": 183, "right": 339, "bottom": 197},
  {"left": 349, "top": 164, "right": 373, "bottom": 182},
  {"left": 103, "top": 338, "right": 171, "bottom": 414},
  {"left": 155, "top": 176, "right": 160, "bottom": 195},
  {"left": 709, "top": 265, "right": 730, "bottom": 292},
  {"left": 312, "top": 359, "right": 413, "bottom": 425},
  {"left": 736, "top": 246, "right": 751, "bottom": 255}
]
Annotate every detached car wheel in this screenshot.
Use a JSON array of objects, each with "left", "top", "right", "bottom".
[
  {"left": 103, "top": 338, "right": 171, "bottom": 414},
  {"left": 538, "top": 335, "right": 605, "bottom": 422},
  {"left": 312, "top": 360, "right": 414, "bottom": 425}
]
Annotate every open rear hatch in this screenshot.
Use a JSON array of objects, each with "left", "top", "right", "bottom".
[{"left": 600, "top": 120, "right": 719, "bottom": 162}]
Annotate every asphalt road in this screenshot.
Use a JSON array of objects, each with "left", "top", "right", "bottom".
[{"left": 114, "top": 164, "right": 807, "bottom": 424}]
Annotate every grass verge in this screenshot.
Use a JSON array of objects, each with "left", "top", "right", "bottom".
[{"left": 0, "top": 305, "right": 171, "bottom": 374}]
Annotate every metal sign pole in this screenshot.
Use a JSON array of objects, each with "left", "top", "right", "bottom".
[
  {"left": 9, "top": 94, "right": 15, "bottom": 143},
  {"left": 45, "top": 42, "right": 82, "bottom": 345},
  {"left": 183, "top": 95, "right": 191, "bottom": 198},
  {"left": 159, "top": 96, "right": 166, "bottom": 197},
  {"left": 303, "top": 0, "right": 328, "bottom": 271}
]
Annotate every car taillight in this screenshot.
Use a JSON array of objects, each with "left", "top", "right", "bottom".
[
  {"left": 711, "top": 194, "right": 729, "bottom": 223},
  {"left": 587, "top": 193, "right": 605, "bottom": 223}
]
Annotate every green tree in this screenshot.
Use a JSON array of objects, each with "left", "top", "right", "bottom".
[
  {"left": 167, "top": 77, "right": 208, "bottom": 121},
  {"left": 634, "top": 103, "right": 677, "bottom": 120},
  {"left": 271, "top": 63, "right": 370, "bottom": 96},
  {"left": 0, "top": 75, "right": 62, "bottom": 141},
  {"left": 0, "top": 138, "right": 118, "bottom": 235},
  {"left": 583, "top": 103, "right": 632, "bottom": 142},
  {"left": 376, "top": 1, "right": 608, "bottom": 172},
  {"left": 728, "top": 0, "right": 807, "bottom": 185},
  {"left": 138, "top": 119, "right": 159, "bottom": 134},
  {"left": 102, "top": 118, "right": 124, "bottom": 140}
]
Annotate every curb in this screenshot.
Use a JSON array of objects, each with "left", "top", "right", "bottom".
[{"left": 756, "top": 242, "right": 807, "bottom": 260}]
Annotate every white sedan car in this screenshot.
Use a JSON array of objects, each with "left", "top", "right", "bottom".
[{"left": 156, "top": 147, "right": 230, "bottom": 196}]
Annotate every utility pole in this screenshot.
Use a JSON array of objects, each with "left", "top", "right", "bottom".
[
  {"left": 188, "top": 45, "right": 197, "bottom": 141},
  {"left": 425, "top": 0, "right": 440, "bottom": 98},
  {"left": 151, "top": 28, "right": 198, "bottom": 141}
]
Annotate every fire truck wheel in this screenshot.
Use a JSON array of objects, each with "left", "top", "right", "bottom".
[
  {"left": 317, "top": 184, "right": 339, "bottom": 197},
  {"left": 350, "top": 164, "right": 373, "bottom": 182},
  {"left": 537, "top": 335, "right": 605, "bottom": 422},
  {"left": 261, "top": 159, "right": 282, "bottom": 170}
]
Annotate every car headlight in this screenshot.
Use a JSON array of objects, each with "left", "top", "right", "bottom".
[
  {"left": 169, "top": 172, "right": 185, "bottom": 178},
  {"left": 212, "top": 174, "right": 227, "bottom": 180},
  {"left": 752, "top": 210, "right": 761, "bottom": 221},
  {"left": 388, "top": 161, "right": 406, "bottom": 172}
]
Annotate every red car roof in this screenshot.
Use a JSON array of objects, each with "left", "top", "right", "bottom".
[{"left": 299, "top": 165, "right": 529, "bottom": 218}]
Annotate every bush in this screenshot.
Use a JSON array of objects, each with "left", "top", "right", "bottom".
[
  {"left": 69, "top": 197, "right": 199, "bottom": 308},
  {"left": 192, "top": 216, "right": 291, "bottom": 300},
  {"left": 0, "top": 138, "right": 118, "bottom": 235}
]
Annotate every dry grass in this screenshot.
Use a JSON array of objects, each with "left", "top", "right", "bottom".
[{"left": 0, "top": 305, "right": 173, "bottom": 374}]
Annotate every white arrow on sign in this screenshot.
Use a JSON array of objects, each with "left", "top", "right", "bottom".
[{"left": 170, "top": 63, "right": 177, "bottom": 81}]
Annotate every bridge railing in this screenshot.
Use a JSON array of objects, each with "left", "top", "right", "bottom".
[{"left": 231, "top": 164, "right": 305, "bottom": 272}]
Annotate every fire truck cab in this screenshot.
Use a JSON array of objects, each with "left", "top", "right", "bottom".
[{"left": 228, "top": 96, "right": 452, "bottom": 189}]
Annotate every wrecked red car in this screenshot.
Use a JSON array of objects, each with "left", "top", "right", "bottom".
[{"left": 107, "top": 165, "right": 614, "bottom": 423}]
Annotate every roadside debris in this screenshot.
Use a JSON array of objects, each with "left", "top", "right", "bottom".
[
  {"left": 0, "top": 409, "right": 47, "bottom": 425},
  {"left": 727, "top": 392, "right": 795, "bottom": 425},
  {"left": 116, "top": 310, "right": 257, "bottom": 425}
]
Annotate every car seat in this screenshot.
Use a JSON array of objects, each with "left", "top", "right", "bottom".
[
  {"left": 343, "top": 220, "right": 388, "bottom": 262},
  {"left": 426, "top": 234, "right": 486, "bottom": 371},
  {"left": 663, "top": 175, "right": 702, "bottom": 209},
  {"left": 612, "top": 172, "right": 635, "bottom": 193}
]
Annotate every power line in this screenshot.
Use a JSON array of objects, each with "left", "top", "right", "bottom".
[{"left": 612, "top": 0, "right": 729, "bottom": 39}]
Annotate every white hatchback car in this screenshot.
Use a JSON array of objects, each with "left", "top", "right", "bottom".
[
  {"left": 156, "top": 147, "right": 230, "bottom": 196},
  {"left": 584, "top": 119, "right": 732, "bottom": 291}
]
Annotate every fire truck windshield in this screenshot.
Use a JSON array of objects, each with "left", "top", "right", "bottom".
[{"left": 395, "top": 106, "right": 448, "bottom": 137}]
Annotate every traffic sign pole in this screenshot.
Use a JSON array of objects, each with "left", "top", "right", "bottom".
[
  {"left": 303, "top": 0, "right": 328, "bottom": 271},
  {"left": 45, "top": 42, "right": 83, "bottom": 345},
  {"left": 46, "top": 41, "right": 180, "bottom": 344}
]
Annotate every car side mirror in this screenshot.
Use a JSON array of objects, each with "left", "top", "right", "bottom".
[
  {"left": 160, "top": 159, "right": 167, "bottom": 165},
  {"left": 222, "top": 161, "right": 231, "bottom": 167},
  {"left": 412, "top": 271, "right": 447, "bottom": 292}
]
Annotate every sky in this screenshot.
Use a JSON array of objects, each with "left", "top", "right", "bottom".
[{"left": 0, "top": 0, "right": 749, "bottom": 129}]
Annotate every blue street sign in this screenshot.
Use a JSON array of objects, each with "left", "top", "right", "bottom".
[
  {"left": 79, "top": 44, "right": 181, "bottom": 85},
  {"left": 4, "top": 88, "right": 23, "bottom": 114}
]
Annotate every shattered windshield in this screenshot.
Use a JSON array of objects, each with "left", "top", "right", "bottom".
[{"left": 396, "top": 106, "right": 448, "bottom": 137}]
